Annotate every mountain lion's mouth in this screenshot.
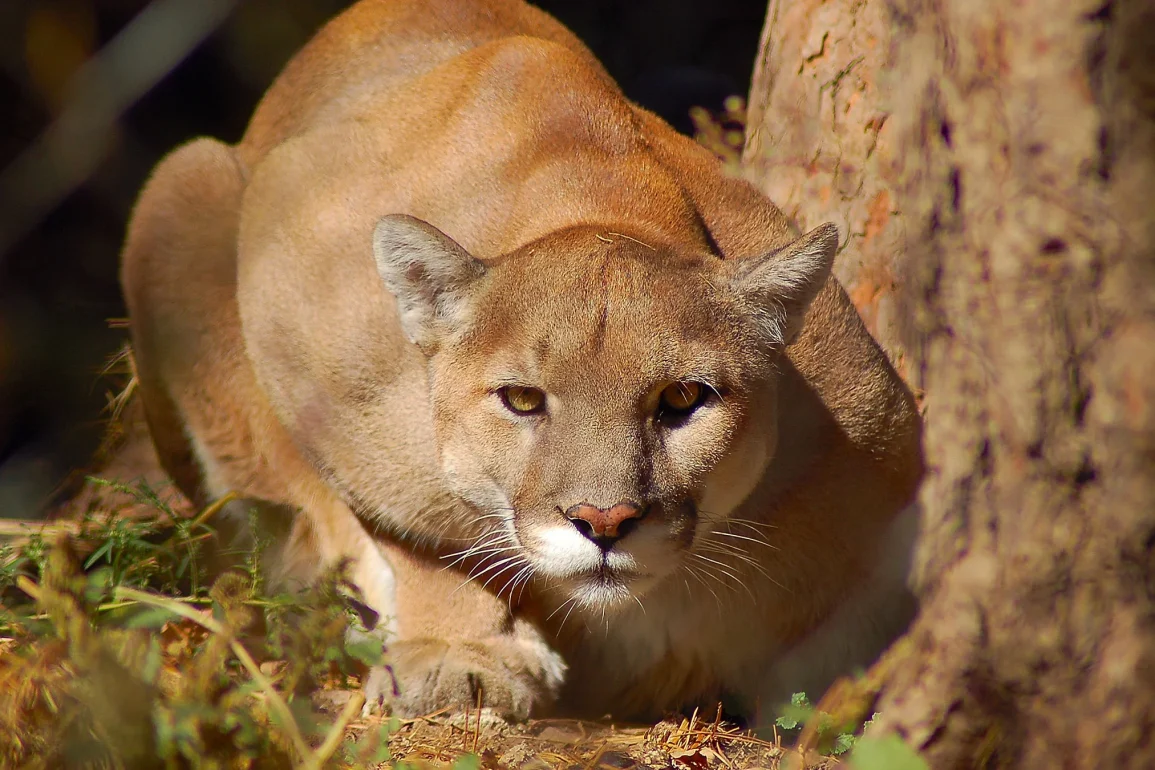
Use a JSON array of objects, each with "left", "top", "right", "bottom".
[
  {"left": 592, "top": 561, "right": 647, "bottom": 582},
  {"left": 562, "top": 561, "right": 660, "bottom": 608}
]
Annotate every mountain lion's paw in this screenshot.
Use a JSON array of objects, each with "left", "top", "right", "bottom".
[{"left": 362, "top": 637, "right": 564, "bottom": 721}]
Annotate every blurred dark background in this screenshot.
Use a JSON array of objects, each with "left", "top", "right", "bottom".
[{"left": 0, "top": 0, "right": 767, "bottom": 518}]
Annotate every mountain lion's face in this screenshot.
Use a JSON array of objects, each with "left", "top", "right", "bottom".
[{"left": 373, "top": 217, "right": 836, "bottom": 609}]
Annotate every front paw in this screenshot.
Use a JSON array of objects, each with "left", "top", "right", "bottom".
[{"left": 363, "top": 636, "right": 564, "bottom": 721}]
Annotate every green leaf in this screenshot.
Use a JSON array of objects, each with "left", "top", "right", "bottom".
[
  {"left": 368, "top": 738, "right": 392, "bottom": 763},
  {"left": 452, "top": 754, "right": 482, "bottom": 770},
  {"left": 122, "top": 604, "right": 179, "bottom": 628},
  {"left": 850, "top": 735, "right": 929, "bottom": 770},
  {"left": 84, "top": 567, "right": 113, "bottom": 604},
  {"left": 344, "top": 637, "right": 386, "bottom": 666},
  {"left": 833, "top": 732, "right": 856, "bottom": 755},
  {"left": 123, "top": 605, "right": 180, "bottom": 629},
  {"left": 84, "top": 540, "right": 113, "bottom": 570},
  {"left": 141, "top": 637, "right": 163, "bottom": 683},
  {"left": 775, "top": 691, "right": 812, "bottom": 730}
]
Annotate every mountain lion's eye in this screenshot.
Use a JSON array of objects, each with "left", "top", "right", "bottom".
[
  {"left": 659, "top": 382, "right": 705, "bottom": 415},
  {"left": 500, "top": 386, "right": 546, "bottom": 415}
]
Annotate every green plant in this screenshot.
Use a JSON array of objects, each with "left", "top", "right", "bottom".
[
  {"left": 849, "top": 734, "right": 929, "bottom": 770},
  {"left": 0, "top": 488, "right": 397, "bottom": 769},
  {"left": 451, "top": 754, "right": 482, "bottom": 770},
  {"left": 774, "top": 691, "right": 860, "bottom": 756},
  {"left": 774, "top": 691, "right": 812, "bottom": 731}
]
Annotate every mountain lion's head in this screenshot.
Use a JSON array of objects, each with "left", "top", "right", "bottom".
[{"left": 373, "top": 215, "right": 837, "bottom": 609}]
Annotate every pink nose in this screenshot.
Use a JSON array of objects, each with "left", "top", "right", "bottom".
[{"left": 565, "top": 501, "right": 647, "bottom": 543}]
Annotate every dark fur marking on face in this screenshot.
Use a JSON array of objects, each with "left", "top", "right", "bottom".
[
  {"left": 533, "top": 333, "right": 551, "bottom": 362},
  {"left": 672, "top": 499, "right": 699, "bottom": 548},
  {"left": 588, "top": 253, "right": 611, "bottom": 356},
  {"left": 690, "top": 204, "right": 724, "bottom": 259},
  {"left": 343, "top": 377, "right": 382, "bottom": 406}
]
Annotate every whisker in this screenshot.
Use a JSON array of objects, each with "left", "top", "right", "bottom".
[
  {"left": 691, "top": 553, "right": 742, "bottom": 582},
  {"left": 545, "top": 595, "right": 583, "bottom": 633},
  {"left": 687, "top": 561, "right": 730, "bottom": 592},
  {"left": 466, "top": 553, "right": 523, "bottom": 580},
  {"left": 442, "top": 542, "right": 515, "bottom": 568},
  {"left": 473, "top": 512, "right": 514, "bottom": 523},
  {"left": 698, "top": 542, "right": 783, "bottom": 588},
  {"left": 559, "top": 598, "right": 581, "bottom": 631},
  {"left": 698, "top": 538, "right": 762, "bottom": 560},
  {"left": 446, "top": 533, "right": 514, "bottom": 557},
  {"left": 480, "top": 558, "right": 528, "bottom": 592},
  {"left": 682, "top": 564, "right": 725, "bottom": 611},
  {"left": 696, "top": 511, "right": 776, "bottom": 529},
  {"left": 690, "top": 553, "right": 756, "bottom": 601},
  {"left": 441, "top": 529, "right": 503, "bottom": 553},
  {"left": 441, "top": 530, "right": 511, "bottom": 560},
  {"left": 698, "top": 542, "right": 760, "bottom": 566},
  {"left": 711, "top": 530, "right": 777, "bottom": 549},
  {"left": 547, "top": 596, "right": 577, "bottom": 622},
  {"left": 503, "top": 564, "right": 536, "bottom": 608},
  {"left": 724, "top": 518, "right": 777, "bottom": 533},
  {"left": 698, "top": 538, "right": 748, "bottom": 553},
  {"left": 442, "top": 539, "right": 508, "bottom": 562},
  {"left": 501, "top": 562, "right": 532, "bottom": 593},
  {"left": 443, "top": 545, "right": 519, "bottom": 570},
  {"left": 702, "top": 551, "right": 768, "bottom": 579},
  {"left": 456, "top": 554, "right": 524, "bottom": 591}
]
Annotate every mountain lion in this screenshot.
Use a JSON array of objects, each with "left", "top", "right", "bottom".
[{"left": 121, "top": 0, "right": 923, "bottom": 726}]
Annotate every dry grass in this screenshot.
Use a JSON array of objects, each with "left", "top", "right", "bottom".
[{"left": 0, "top": 500, "right": 829, "bottom": 769}]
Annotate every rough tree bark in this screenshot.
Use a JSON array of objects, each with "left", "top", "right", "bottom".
[
  {"left": 744, "top": 0, "right": 914, "bottom": 385},
  {"left": 745, "top": 0, "right": 1155, "bottom": 767}
]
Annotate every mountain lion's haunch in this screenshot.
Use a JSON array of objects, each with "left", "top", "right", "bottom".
[{"left": 121, "top": 0, "right": 923, "bottom": 725}]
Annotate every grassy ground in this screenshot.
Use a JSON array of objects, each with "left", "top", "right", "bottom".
[
  {"left": 0, "top": 490, "right": 809, "bottom": 769},
  {"left": 0, "top": 377, "right": 914, "bottom": 769}
]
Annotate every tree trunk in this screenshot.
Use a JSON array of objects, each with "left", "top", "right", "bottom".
[
  {"left": 745, "top": 0, "right": 1155, "bottom": 767},
  {"left": 744, "top": 0, "right": 916, "bottom": 388}
]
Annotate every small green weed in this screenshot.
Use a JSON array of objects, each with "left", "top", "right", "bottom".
[
  {"left": 774, "top": 691, "right": 927, "bottom": 768},
  {"left": 774, "top": 691, "right": 859, "bottom": 756},
  {"left": 774, "top": 691, "right": 812, "bottom": 731},
  {"left": 849, "top": 734, "right": 929, "bottom": 770}
]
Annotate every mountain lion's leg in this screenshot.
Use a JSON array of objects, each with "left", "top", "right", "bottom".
[
  {"left": 120, "top": 137, "right": 393, "bottom": 601},
  {"left": 121, "top": 138, "right": 245, "bottom": 513},
  {"left": 364, "top": 540, "right": 566, "bottom": 719}
]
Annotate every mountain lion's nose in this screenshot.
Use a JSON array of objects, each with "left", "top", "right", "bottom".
[{"left": 565, "top": 501, "right": 647, "bottom": 547}]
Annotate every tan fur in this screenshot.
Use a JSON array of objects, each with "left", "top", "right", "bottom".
[{"left": 121, "top": 0, "right": 922, "bottom": 725}]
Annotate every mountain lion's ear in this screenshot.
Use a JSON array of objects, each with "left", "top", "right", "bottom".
[
  {"left": 727, "top": 223, "right": 838, "bottom": 347},
  {"left": 373, "top": 214, "right": 487, "bottom": 351}
]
